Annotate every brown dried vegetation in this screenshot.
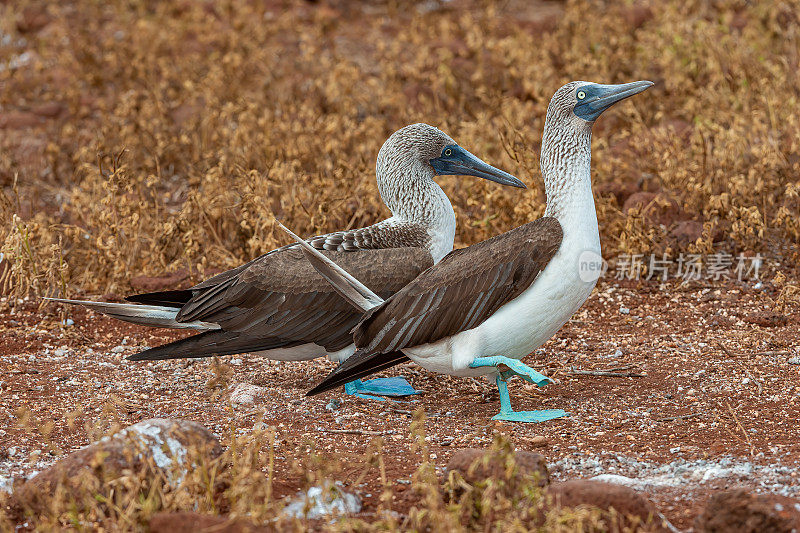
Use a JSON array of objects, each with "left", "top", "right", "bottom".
[
  {"left": 2, "top": 0, "right": 799, "bottom": 301},
  {"left": 1, "top": 0, "right": 799, "bottom": 529},
  {"left": 1, "top": 410, "right": 656, "bottom": 531}
]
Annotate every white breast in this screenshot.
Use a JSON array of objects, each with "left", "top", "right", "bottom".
[{"left": 404, "top": 183, "right": 600, "bottom": 377}]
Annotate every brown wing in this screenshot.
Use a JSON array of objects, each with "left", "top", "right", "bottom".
[
  {"left": 128, "top": 244, "right": 433, "bottom": 361},
  {"left": 307, "top": 217, "right": 562, "bottom": 395},
  {"left": 181, "top": 246, "right": 432, "bottom": 348},
  {"left": 127, "top": 221, "right": 430, "bottom": 307},
  {"left": 124, "top": 219, "right": 434, "bottom": 360}
]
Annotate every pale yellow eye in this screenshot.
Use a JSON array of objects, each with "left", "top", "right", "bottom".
[
  {"left": 577, "top": 91, "right": 586, "bottom": 100},
  {"left": 444, "top": 148, "right": 452, "bottom": 156}
]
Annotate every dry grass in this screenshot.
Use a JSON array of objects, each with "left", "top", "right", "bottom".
[
  {"left": 1, "top": 0, "right": 799, "bottom": 529},
  {"left": 1, "top": 0, "right": 799, "bottom": 300},
  {"left": 2, "top": 410, "right": 657, "bottom": 532}
]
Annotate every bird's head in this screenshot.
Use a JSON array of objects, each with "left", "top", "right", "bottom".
[
  {"left": 379, "top": 123, "right": 525, "bottom": 189},
  {"left": 547, "top": 80, "right": 654, "bottom": 131}
]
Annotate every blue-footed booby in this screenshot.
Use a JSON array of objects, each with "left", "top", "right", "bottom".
[
  {"left": 284, "top": 81, "right": 653, "bottom": 421},
  {"left": 46, "top": 123, "right": 525, "bottom": 400}
]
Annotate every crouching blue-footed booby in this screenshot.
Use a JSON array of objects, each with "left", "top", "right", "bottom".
[
  {"left": 283, "top": 81, "right": 653, "bottom": 421},
  {"left": 46, "top": 123, "right": 525, "bottom": 401}
]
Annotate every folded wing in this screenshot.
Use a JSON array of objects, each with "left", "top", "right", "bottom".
[{"left": 307, "top": 217, "right": 563, "bottom": 395}]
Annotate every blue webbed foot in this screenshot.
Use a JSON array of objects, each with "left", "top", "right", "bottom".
[
  {"left": 344, "top": 377, "right": 421, "bottom": 401},
  {"left": 469, "top": 355, "right": 551, "bottom": 386},
  {"left": 469, "top": 357, "right": 569, "bottom": 423},
  {"left": 492, "top": 409, "right": 569, "bottom": 423}
]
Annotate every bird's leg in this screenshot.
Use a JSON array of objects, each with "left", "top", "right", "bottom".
[
  {"left": 344, "top": 377, "right": 421, "bottom": 401},
  {"left": 469, "top": 356, "right": 568, "bottom": 423},
  {"left": 469, "top": 355, "right": 551, "bottom": 386}
]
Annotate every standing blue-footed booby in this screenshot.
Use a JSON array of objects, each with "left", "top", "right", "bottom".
[
  {"left": 286, "top": 81, "right": 653, "bottom": 420},
  {"left": 46, "top": 123, "right": 525, "bottom": 400}
]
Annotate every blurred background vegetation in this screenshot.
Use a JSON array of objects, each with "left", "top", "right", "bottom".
[{"left": 1, "top": 0, "right": 799, "bottom": 299}]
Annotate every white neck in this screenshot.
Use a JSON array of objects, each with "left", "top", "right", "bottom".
[
  {"left": 376, "top": 156, "right": 456, "bottom": 264},
  {"left": 540, "top": 120, "right": 600, "bottom": 251}
]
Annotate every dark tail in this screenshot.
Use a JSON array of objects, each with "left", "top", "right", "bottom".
[
  {"left": 128, "top": 330, "right": 302, "bottom": 361},
  {"left": 306, "top": 350, "right": 410, "bottom": 396},
  {"left": 126, "top": 290, "right": 194, "bottom": 307}
]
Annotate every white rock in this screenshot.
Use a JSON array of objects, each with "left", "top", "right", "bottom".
[
  {"left": 283, "top": 481, "right": 361, "bottom": 519},
  {"left": 590, "top": 474, "right": 649, "bottom": 490},
  {"left": 0, "top": 475, "right": 12, "bottom": 494},
  {"left": 229, "top": 383, "right": 268, "bottom": 405}
]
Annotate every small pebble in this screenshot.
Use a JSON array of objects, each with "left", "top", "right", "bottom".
[
  {"left": 788, "top": 358, "right": 800, "bottom": 365},
  {"left": 670, "top": 447, "right": 681, "bottom": 454},
  {"left": 620, "top": 307, "right": 630, "bottom": 314},
  {"left": 111, "top": 345, "right": 125, "bottom": 353},
  {"left": 229, "top": 358, "right": 242, "bottom": 366},
  {"left": 528, "top": 435, "right": 548, "bottom": 448},
  {"left": 325, "top": 398, "right": 343, "bottom": 411}
]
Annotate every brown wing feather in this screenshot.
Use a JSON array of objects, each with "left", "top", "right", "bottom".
[
  {"left": 307, "top": 218, "right": 563, "bottom": 395},
  {"left": 353, "top": 217, "right": 562, "bottom": 354},
  {"left": 171, "top": 245, "right": 432, "bottom": 352}
]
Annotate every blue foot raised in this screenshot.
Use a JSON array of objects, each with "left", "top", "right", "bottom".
[
  {"left": 469, "top": 358, "right": 569, "bottom": 423},
  {"left": 344, "top": 377, "right": 421, "bottom": 401},
  {"left": 469, "top": 355, "right": 551, "bottom": 387}
]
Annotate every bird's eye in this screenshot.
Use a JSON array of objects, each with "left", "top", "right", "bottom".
[
  {"left": 444, "top": 148, "right": 452, "bottom": 156},
  {"left": 577, "top": 91, "right": 586, "bottom": 100}
]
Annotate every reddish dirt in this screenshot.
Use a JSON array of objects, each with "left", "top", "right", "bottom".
[{"left": 2, "top": 277, "right": 799, "bottom": 529}]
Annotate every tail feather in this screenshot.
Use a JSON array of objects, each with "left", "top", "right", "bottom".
[
  {"left": 127, "top": 330, "right": 303, "bottom": 360},
  {"left": 44, "top": 298, "right": 219, "bottom": 330},
  {"left": 306, "top": 350, "right": 410, "bottom": 396},
  {"left": 125, "top": 289, "right": 194, "bottom": 307}
]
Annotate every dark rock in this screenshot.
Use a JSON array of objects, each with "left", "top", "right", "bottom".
[
  {"left": 596, "top": 180, "right": 641, "bottom": 206},
  {"left": 622, "top": 4, "right": 654, "bottom": 30},
  {"left": 730, "top": 12, "right": 749, "bottom": 32},
  {"left": 659, "top": 119, "right": 694, "bottom": 141},
  {"left": 623, "top": 191, "right": 683, "bottom": 227},
  {"left": 0, "top": 112, "right": 42, "bottom": 130},
  {"left": 744, "top": 311, "right": 788, "bottom": 328},
  {"left": 695, "top": 489, "right": 800, "bottom": 533},
  {"left": 14, "top": 419, "right": 221, "bottom": 513},
  {"left": 31, "top": 102, "right": 64, "bottom": 118},
  {"left": 170, "top": 100, "right": 204, "bottom": 127},
  {"left": 150, "top": 511, "right": 271, "bottom": 533},
  {"left": 16, "top": 6, "right": 51, "bottom": 33},
  {"left": 669, "top": 220, "right": 704, "bottom": 244},
  {"left": 519, "top": 13, "right": 561, "bottom": 35},
  {"left": 445, "top": 448, "right": 549, "bottom": 487},
  {"left": 543, "top": 480, "right": 669, "bottom": 532}
]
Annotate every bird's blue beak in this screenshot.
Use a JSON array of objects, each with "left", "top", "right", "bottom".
[
  {"left": 430, "top": 145, "right": 526, "bottom": 189},
  {"left": 573, "top": 80, "right": 654, "bottom": 122}
]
